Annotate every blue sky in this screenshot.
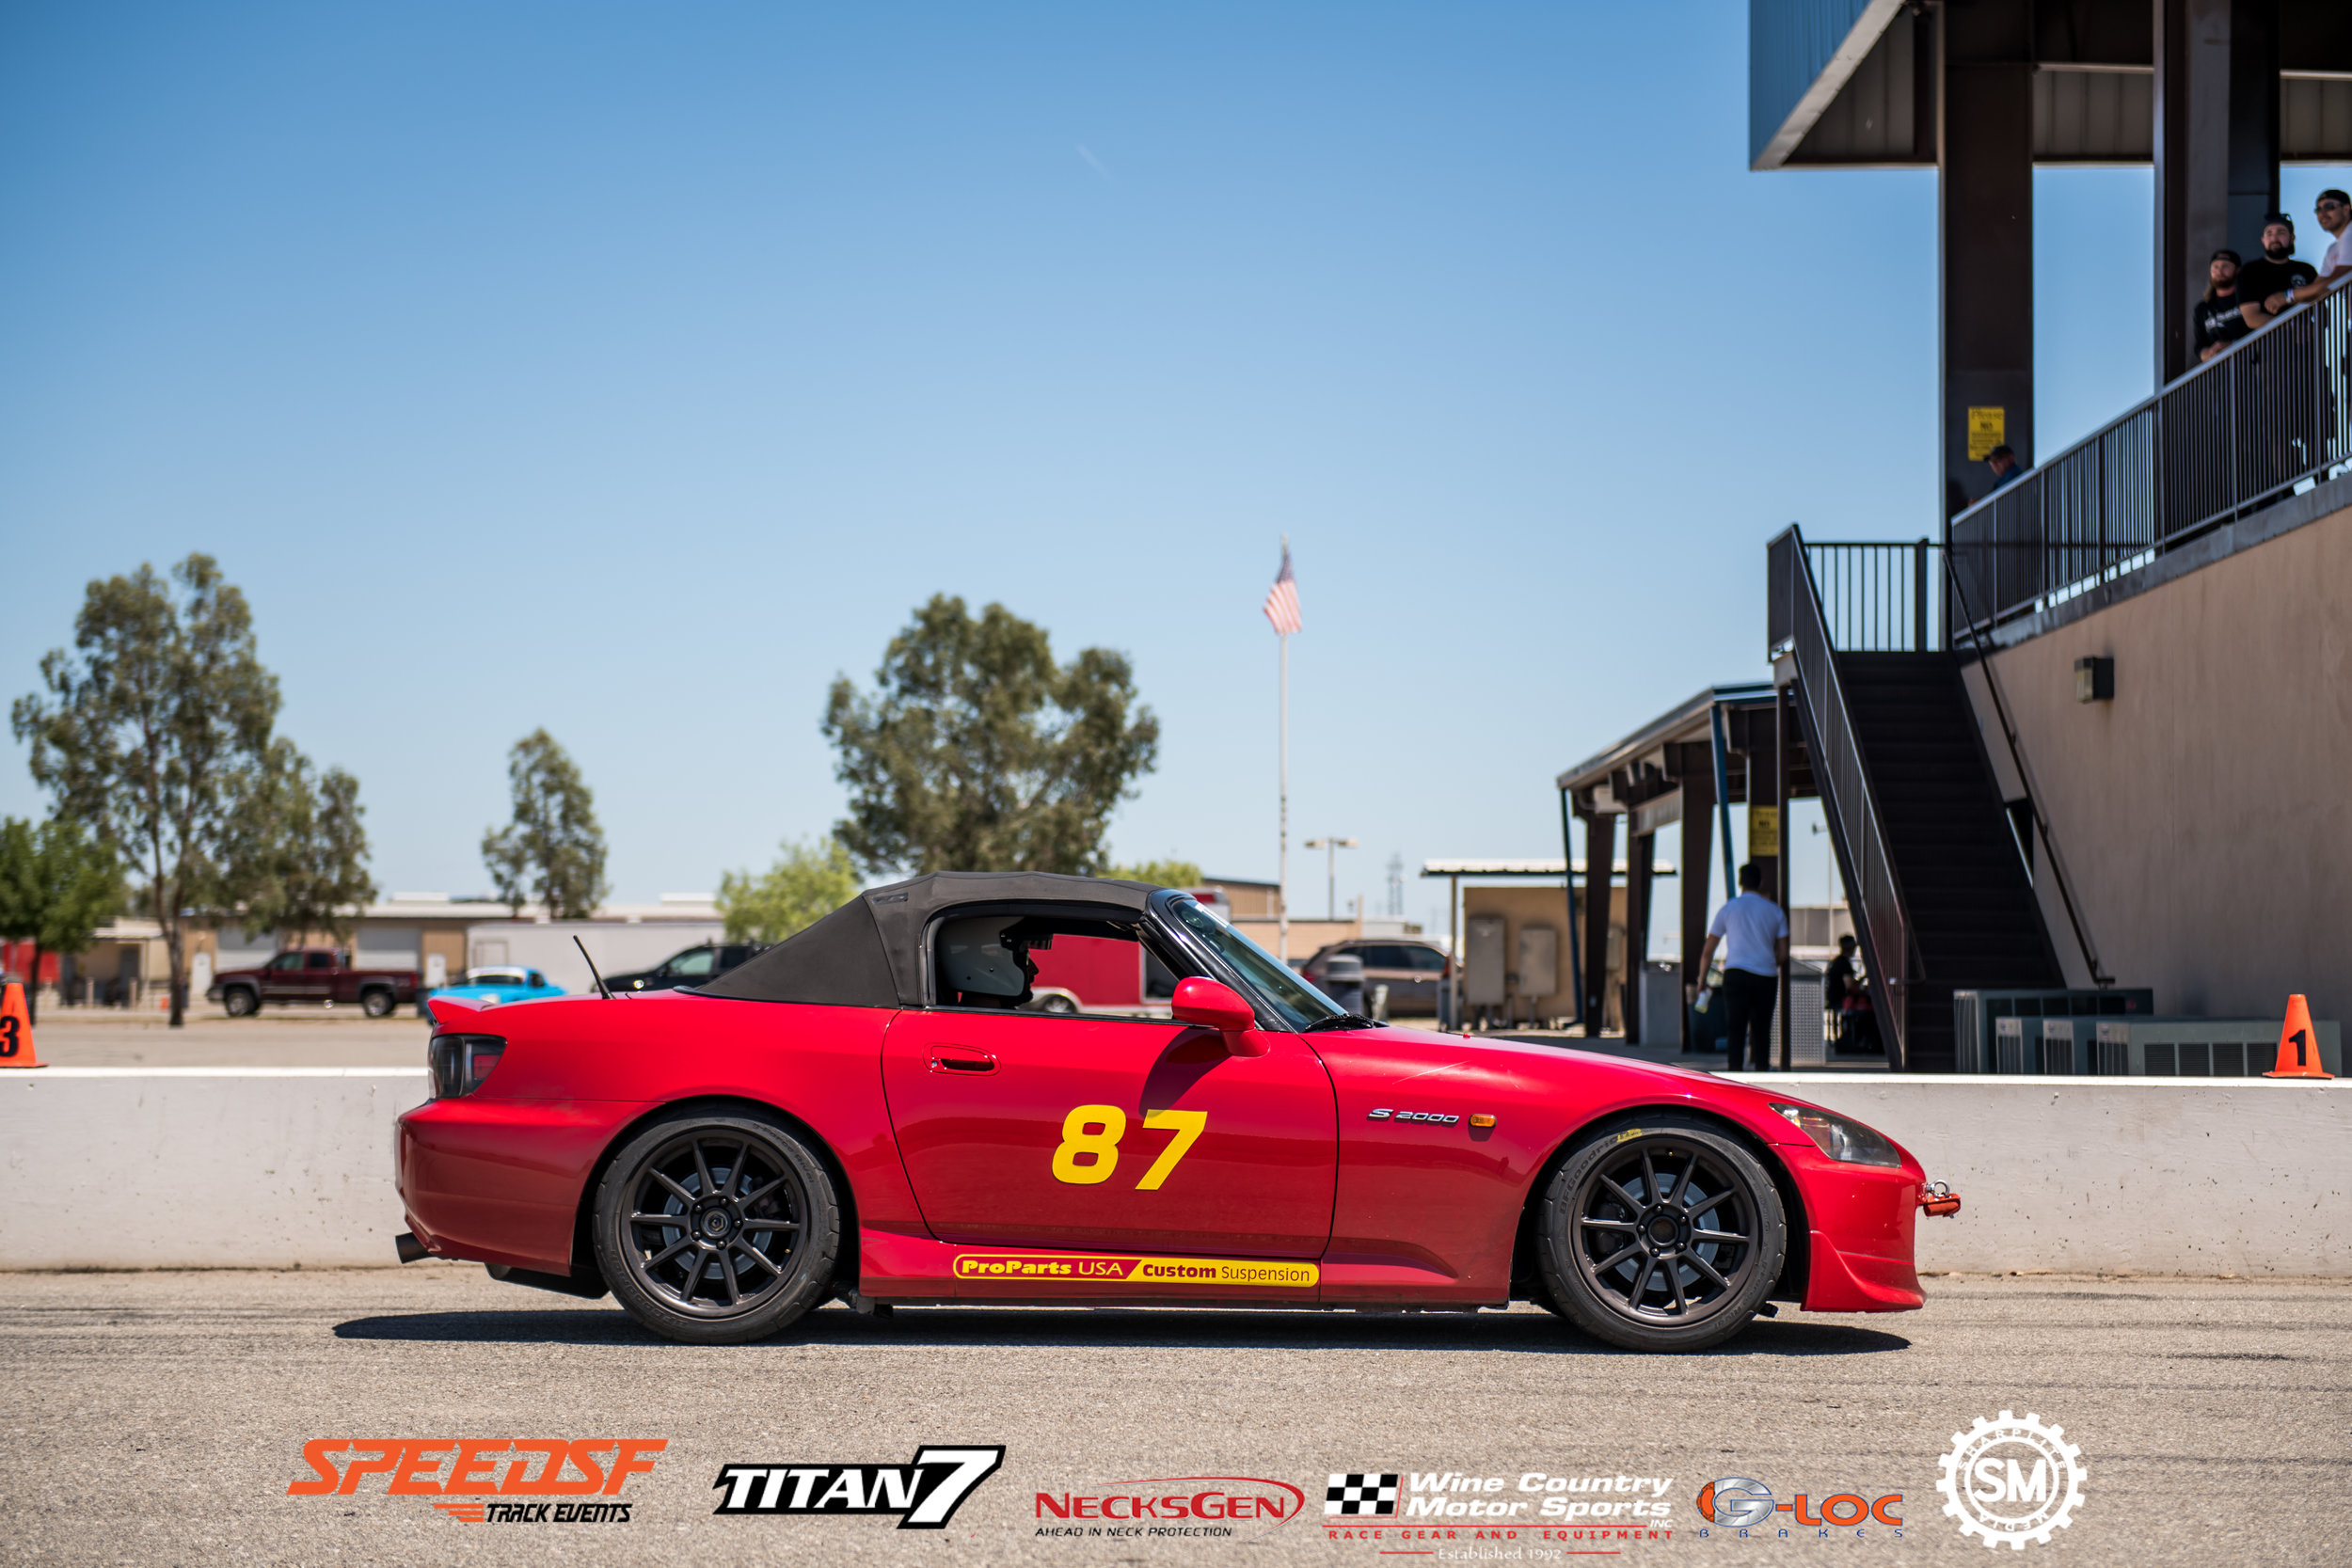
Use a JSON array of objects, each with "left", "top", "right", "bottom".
[{"left": 4, "top": 3, "right": 2345, "bottom": 932}]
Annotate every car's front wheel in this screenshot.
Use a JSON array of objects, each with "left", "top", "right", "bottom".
[
  {"left": 593, "top": 1109, "right": 840, "bottom": 1344},
  {"left": 1534, "top": 1117, "right": 1786, "bottom": 1352}
]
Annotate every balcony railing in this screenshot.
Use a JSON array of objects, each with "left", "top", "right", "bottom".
[{"left": 1949, "top": 280, "right": 2352, "bottom": 640}]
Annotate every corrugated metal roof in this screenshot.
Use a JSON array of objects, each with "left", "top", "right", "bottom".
[{"left": 1750, "top": 0, "right": 1904, "bottom": 167}]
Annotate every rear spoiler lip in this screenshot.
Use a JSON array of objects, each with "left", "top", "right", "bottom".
[{"left": 424, "top": 995, "right": 486, "bottom": 1028}]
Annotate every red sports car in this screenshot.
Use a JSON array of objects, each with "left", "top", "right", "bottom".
[{"left": 395, "top": 873, "right": 1943, "bottom": 1353}]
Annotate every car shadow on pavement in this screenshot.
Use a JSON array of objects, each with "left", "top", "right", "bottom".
[{"left": 333, "top": 1304, "right": 1908, "bottom": 1356}]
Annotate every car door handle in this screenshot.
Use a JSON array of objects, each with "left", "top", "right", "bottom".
[{"left": 929, "top": 1051, "right": 997, "bottom": 1075}]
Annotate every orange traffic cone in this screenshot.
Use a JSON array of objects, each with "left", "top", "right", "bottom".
[
  {"left": 2262, "top": 994, "right": 2332, "bottom": 1080},
  {"left": 0, "top": 980, "right": 43, "bottom": 1069}
]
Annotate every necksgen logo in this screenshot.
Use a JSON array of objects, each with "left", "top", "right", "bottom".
[
  {"left": 712, "top": 1446, "right": 1004, "bottom": 1529},
  {"left": 288, "top": 1439, "right": 665, "bottom": 1524}
]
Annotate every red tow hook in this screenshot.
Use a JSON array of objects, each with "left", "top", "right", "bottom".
[{"left": 1917, "top": 1181, "right": 1962, "bottom": 1218}]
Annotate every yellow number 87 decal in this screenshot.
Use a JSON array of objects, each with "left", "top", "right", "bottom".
[{"left": 1050, "top": 1104, "right": 1207, "bottom": 1190}]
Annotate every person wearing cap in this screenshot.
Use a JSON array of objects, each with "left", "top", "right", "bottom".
[
  {"left": 2192, "top": 249, "right": 2268, "bottom": 363},
  {"left": 2243, "top": 213, "right": 2319, "bottom": 314},
  {"left": 2270, "top": 190, "right": 2352, "bottom": 311}
]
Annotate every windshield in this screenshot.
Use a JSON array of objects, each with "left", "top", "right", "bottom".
[{"left": 1163, "top": 894, "right": 1352, "bottom": 1031}]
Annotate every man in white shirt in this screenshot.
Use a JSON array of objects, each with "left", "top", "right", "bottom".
[
  {"left": 1695, "top": 863, "right": 1789, "bottom": 1072},
  {"left": 2271, "top": 189, "right": 2352, "bottom": 311}
]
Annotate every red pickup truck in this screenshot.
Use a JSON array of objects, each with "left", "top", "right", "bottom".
[{"left": 208, "top": 949, "right": 421, "bottom": 1019}]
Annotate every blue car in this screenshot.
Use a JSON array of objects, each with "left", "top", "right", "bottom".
[{"left": 424, "top": 965, "right": 566, "bottom": 1011}]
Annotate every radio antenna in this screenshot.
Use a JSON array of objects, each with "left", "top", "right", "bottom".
[{"left": 574, "top": 935, "right": 612, "bottom": 1000}]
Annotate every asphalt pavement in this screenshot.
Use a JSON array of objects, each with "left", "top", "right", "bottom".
[{"left": 3, "top": 1267, "right": 2342, "bottom": 1566}]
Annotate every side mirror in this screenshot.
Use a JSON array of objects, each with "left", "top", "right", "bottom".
[{"left": 1172, "top": 977, "right": 1262, "bottom": 1053}]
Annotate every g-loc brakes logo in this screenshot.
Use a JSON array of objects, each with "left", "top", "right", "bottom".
[
  {"left": 1936, "top": 1411, "right": 2086, "bottom": 1549},
  {"left": 287, "top": 1439, "right": 664, "bottom": 1524},
  {"left": 1695, "top": 1476, "right": 1901, "bottom": 1536},
  {"left": 712, "top": 1446, "right": 1004, "bottom": 1529}
]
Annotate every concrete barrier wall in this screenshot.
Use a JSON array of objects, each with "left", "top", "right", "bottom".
[
  {"left": 4, "top": 1069, "right": 2347, "bottom": 1276},
  {"left": 1754, "top": 1074, "right": 2352, "bottom": 1276},
  {"left": 0, "top": 1069, "right": 431, "bottom": 1270}
]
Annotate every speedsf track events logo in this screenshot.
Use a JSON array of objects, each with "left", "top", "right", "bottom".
[{"left": 288, "top": 1439, "right": 663, "bottom": 1524}]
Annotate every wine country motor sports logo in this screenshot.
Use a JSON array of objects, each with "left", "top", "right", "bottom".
[
  {"left": 287, "top": 1439, "right": 664, "bottom": 1523},
  {"left": 1937, "top": 1411, "right": 2087, "bottom": 1549},
  {"left": 1033, "top": 1474, "right": 1308, "bottom": 1541},
  {"left": 712, "top": 1447, "right": 1004, "bottom": 1529},
  {"left": 1693, "top": 1475, "right": 1903, "bottom": 1538},
  {"left": 952, "top": 1252, "right": 1317, "bottom": 1289},
  {"left": 1327, "top": 1474, "right": 1400, "bottom": 1516}
]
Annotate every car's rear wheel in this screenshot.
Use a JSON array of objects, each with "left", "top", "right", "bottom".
[
  {"left": 359, "top": 989, "right": 395, "bottom": 1019},
  {"left": 222, "top": 987, "right": 258, "bottom": 1018},
  {"left": 593, "top": 1109, "right": 840, "bottom": 1344},
  {"left": 1535, "top": 1117, "right": 1786, "bottom": 1353}
]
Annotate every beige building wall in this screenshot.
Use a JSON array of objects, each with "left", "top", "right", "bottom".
[
  {"left": 1964, "top": 496, "right": 2352, "bottom": 1022},
  {"left": 1462, "top": 884, "right": 1626, "bottom": 1028}
]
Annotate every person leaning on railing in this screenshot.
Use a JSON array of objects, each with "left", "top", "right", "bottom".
[
  {"left": 2192, "top": 248, "right": 2270, "bottom": 364},
  {"left": 2262, "top": 189, "right": 2352, "bottom": 316}
]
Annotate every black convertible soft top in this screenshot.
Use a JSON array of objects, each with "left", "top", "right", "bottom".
[{"left": 697, "top": 871, "right": 1156, "bottom": 1008}]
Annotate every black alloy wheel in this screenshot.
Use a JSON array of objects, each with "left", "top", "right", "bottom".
[
  {"left": 1535, "top": 1117, "right": 1786, "bottom": 1353},
  {"left": 593, "top": 1110, "right": 840, "bottom": 1344},
  {"left": 222, "top": 987, "right": 258, "bottom": 1018}
]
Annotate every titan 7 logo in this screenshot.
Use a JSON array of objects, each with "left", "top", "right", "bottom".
[{"left": 712, "top": 1446, "right": 1005, "bottom": 1528}]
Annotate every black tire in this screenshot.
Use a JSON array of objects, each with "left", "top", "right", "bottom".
[
  {"left": 359, "top": 989, "right": 395, "bottom": 1019},
  {"left": 1534, "top": 1116, "right": 1786, "bottom": 1353},
  {"left": 222, "top": 987, "right": 259, "bottom": 1018},
  {"left": 593, "top": 1108, "right": 840, "bottom": 1345}
]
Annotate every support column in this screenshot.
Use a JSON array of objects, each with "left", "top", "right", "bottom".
[
  {"left": 2155, "top": 0, "right": 2280, "bottom": 384},
  {"left": 1938, "top": 0, "right": 2035, "bottom": 521},
  {"left": 1580, "top": 809, "right": 1615, "bottom": 1038},
  {"left": 1623, "top": 832, "right": 1655, "bottom": 1044},
  {"left": 1680, "top": 775, "right": 1715, "bottom": 1026},
  {"left": 1775, "top": 691, "right": 1795, "bottom": 1071}
]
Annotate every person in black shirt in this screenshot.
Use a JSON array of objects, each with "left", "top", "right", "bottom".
[
  {"left": 2244, "top": 214, "right": 2320, "bottom": 315},
  {"left": 2193, "top": 249, "right": 2268, "bottom": 363}
]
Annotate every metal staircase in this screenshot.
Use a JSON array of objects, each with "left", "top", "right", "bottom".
[{"left": 1767, "top": 528, "right": 2063, "bottom": 1070}]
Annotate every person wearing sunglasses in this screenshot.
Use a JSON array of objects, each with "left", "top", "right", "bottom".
[{"left": 2266, "top": 190, "right": 2352, "bottom": 314}]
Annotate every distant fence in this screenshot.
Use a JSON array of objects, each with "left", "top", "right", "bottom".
[{"left": 1949, "top": 281, "right": 2352, "bottom": 639}]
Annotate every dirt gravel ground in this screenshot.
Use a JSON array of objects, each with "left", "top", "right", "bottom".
[
  {"left": 1, "top": 1267, "right": 2342, "bottom": 1566},
  {"left": 23, "top": 1011, "right": 429, "bottom": 1068}
]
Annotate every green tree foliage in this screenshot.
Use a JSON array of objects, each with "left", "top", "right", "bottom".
[
  {"left": 482, "top": 730, "right": 609, "bottom": 919},
  {"left": 1103, "top": 858, "right": 1204, "bottom": 889},
  {"left": 12, "top": 555, "right": 288, "bottom": 1026},
  {"left": 229, "top": 740, "right": 377, "bottom": 946},
  {"left": 0, "top": 815, "right": 122, "bottom": 1024},
  {"left": 823, "top": 595, "right": 1160, "bottom": 876},
  {"left": 718, "top": 835, "right": 860, "bottom": 942}
]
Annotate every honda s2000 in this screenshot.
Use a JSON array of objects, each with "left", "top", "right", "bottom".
[{"left": 395, "top": 873, "right": 1947, "bottom": 1352}]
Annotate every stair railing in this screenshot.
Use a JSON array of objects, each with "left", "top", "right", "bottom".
[
  {"left": 1768, "top": 525, "right": 1918, "bottom": 1070},
  {"left": 1940, "top": 549, "right": 2114, "bottom": 987}
]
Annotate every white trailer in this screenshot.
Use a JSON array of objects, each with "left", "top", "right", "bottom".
[{"left": 462, "top": 921, "right": 723, "bottom": 996}]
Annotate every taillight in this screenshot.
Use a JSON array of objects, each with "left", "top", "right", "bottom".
[{"left": 429, "top": 1034, "right": 506, "bottom": 1098}]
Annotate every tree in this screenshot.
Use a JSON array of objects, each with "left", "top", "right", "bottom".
[
  {"left": 1103, "top": 858, "right": 1203, "bottom": 889},
  {"left": 12, "top": 554, "right": 282, "bottom": 1026},
  {"left": 230, "top": 740, "right": 377, "bottom": 947},
  {"left": 0, "top": 815, "right": 121, "bottom": 1024},
  {"left": 823, "top": 595, "right": 1160, "bottom": 876},
  {"left": 482, "top": 730, "right": 608, "bottom": 919},
  {"left": 717, "top": 835, "right": 860, "bottom": 942}
]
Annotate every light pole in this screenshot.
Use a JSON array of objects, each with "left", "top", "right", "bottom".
[{"left": 1302, "top": 837, "right": 1359, "bottom": 922}]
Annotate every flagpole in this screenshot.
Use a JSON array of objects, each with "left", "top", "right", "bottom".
[{"left": 1279, "top": 616, "right": 1290, "bottom": 965}]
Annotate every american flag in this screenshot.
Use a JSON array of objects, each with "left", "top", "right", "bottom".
[{"left": 1262, "top": 541, "right": 1302, "bottom": 635}]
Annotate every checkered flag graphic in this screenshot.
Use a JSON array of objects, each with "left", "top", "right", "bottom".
[{"left": 1327, "top": 1473, "right": 1400, "bottom": 1516}]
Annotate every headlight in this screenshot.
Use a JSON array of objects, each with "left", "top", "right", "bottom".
[
  {"left": 429, "top": 1033, "right": 505, "bottom": 1099},
  {"left": 1771, "top": 1102, "right": 1900, "bottom": 1167}
]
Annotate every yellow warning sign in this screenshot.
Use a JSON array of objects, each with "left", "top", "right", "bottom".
[
  {"left": 1748, "top": 804, "right": 1781, "bottom": 857},
  {"left": 1966, "top": 406, "right": 2006, "bottom": 461}
]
